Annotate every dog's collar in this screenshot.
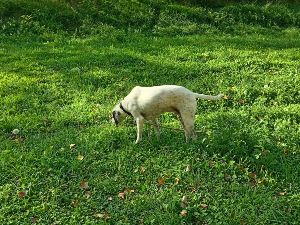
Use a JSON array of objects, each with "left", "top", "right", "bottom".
[{"left": 120, "top": 102, "right": 132, "bottom": 116}]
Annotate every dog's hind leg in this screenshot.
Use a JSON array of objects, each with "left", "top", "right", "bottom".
[
  {"left": 180, "top": 110, "right": 197, "bottom": 142},
  {"left": 151, "top": 118, "right": 161, "bottom": 138}
]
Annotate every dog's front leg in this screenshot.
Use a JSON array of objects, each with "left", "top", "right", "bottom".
[{"left": 135, "top": 116, "right": 144, "bottom": 144}]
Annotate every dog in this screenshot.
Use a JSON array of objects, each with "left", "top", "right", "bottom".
[{"left": 112, "top": 85, "right": 223, "bottom": 143}]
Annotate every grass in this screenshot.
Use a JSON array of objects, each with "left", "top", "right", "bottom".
[
  {"left": 1, "top": 0, "right": 300, "bottom": 221},
  {"left": 1, "top": 29, "right": 300, "bottom": 224}
]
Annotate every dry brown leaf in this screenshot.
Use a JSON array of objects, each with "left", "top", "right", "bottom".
[
  {"left": 180, "top": 196, "right": 188, "bottom": 208},
  {"left": 238, "top": 99, "right": 246, "bottom": 104},
  {"left": 95, "top": 212, "right": 110, "bottom": 220},
  {"left": 108, "top": 196, "right": 113, "bottom": 201},
  {"left": 224, "top": 173, "right": 231, "bottom": 181},
  {"left": 175, "top": 177, "right": 180, "bottom": 185},
  {"left": 249, "top": 172, "right": 257, "bottom": 179},
  {"left": 185, "top": 165, "right": 191, "bottom": 172},
  {"left": 200, "top": 203, "right": 208, "bottom": 209},
  {"left": 140, "top": 166, "right": 146, "bottom": 173},
  {"left": 95, "top": 213, "right": 105, "bottom": 219},
  {"left": 31, "top": 216, "right": 38, "bottom": 224},
  {"left": 261, "top": 149, "right": 269, "bottom": 156},
  {"left": 180, "top": 210, "right": 188, "bottom": 217},
  {"left": 158, "top": 178, "right": 165, "bottom": 186},
  {"left": 71, "top": 199, "right": 78, "bottom": 208},
  {"left": 84, "top": 191, "right": 91, "bottom": 199},
  {"left": 18, "top": 191, "right": 26, "bottom": 198},
  {"left": 240, "top": 219, "right": 247, "bottom": 225},
  {"left": 80, "top": 180, "right": 89, "bottom": 189},
  {"left": 70, "top": 144, "right": 76, "bottom": 149},
  {"left": 118, "top": 192, "right": 125, "bottom": 199}
]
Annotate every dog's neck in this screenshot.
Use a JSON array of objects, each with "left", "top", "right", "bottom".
[{"left": 120, "top": 102, "right": 132, "bottom": 116}]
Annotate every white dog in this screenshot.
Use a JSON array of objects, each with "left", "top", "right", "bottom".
[{"left": 112, "top": 85, "right": 223, "bottom": 143}]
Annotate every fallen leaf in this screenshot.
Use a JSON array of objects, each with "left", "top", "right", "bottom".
[
  {"left": 80, "top": 180, "right": 89, "bottom": 189},
  {"left": 140, "top": 166, "right": 146, "bottom": 173},
  {"left": 95, "top": 212, "right": 110, "bottom": 220},
  {"left": 191, "top": 187, "right": 196, "bottom": 193},
  {"left": 108, "top": 196, "right": 113, "bottom": 201},
  {"left": 249, "top": 172, "right": 257, "bottom": 179},
  {"left": 223, "top": 95, "right": 229, "bottom": 100},
  {"left": 157, "top": 178, "right": 165, "bottom": 186},
  {"left": 240, "top": 219, "right": 247, "bottom": 225},
  {"left": 18, "top": 191, "right": 26, "bottom": 198},
  {"left": 70, "top": 144, "right": 76, "bottom": 149},
  {"left": 71, "top": 199, "right": 78, "bottom": 208},
  {"left": 224, "top": 173, "right": 231, "bottom": 181},
  {"left": 180, "top": 196, "right": 188, "bottom": 208},
  {"left": 84, "top": 191, "right": 91, "bottom": 198},
  {"left": 12, "top": 129, "right": 20, "bottom": 135},
  {"left": 180, "top": 210, "right": 188, "bottom": 217},
  {"left": 261, "top": 149, "right": 269, "bottom": 156},
  {"left": 175, "top": 177, "right": 180, "bottom": 185},
  {"left": 200, "top": 203, "right": 208, "bottom": 209},
  {"left": 185, "top": 164, "right": 191, "bottom": 172},
  {"left": 95, "top": 213, "right": 105, "bottom": 218},
  {"left": 277, "top": 191, "right": 287, "bottom": 196},
  {"left": 118, "top": 192, "right": 125, "bottom": 199},
  {"left": 238, "top": 99, "right": 246, "bottom": 104},
  {"left": 249, "top": 180, "right": 257, "bottom": 187},
  {"left": 31, "top": 216, "right": 38, "bottom": 224},
  {"left": 77, "top": 155, "right": 84, "bottom": 161}
]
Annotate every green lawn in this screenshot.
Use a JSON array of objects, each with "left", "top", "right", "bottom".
[{"left": 0, "top": 30, "right": 300, "bottom": 224}]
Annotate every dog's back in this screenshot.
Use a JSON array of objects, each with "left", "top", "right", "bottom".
[{"left": 124, "top": 85, "right": 196, "bottom": 117}]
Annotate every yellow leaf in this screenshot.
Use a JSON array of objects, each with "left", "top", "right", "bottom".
[{"left": 77, "top": 155, "right": 84, "bottom": 160}]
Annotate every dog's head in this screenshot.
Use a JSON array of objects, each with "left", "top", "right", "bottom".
[{"left": 111, "top": 103, "right": 127, "bottom": 126}]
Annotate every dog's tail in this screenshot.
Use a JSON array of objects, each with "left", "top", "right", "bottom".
[{"left": 194, "top": 93, "right": 224, "bottom": 100}]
